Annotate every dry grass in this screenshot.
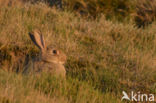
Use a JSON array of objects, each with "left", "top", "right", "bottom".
[
  {"left": 64, "top": 0, "right": 134, "bottom": 20},
  {"left": 0, "top": 70, "right": 120, "bottom": 103},
  {"left": 0, "top": 1, "right": 156, "bottom": 103}
]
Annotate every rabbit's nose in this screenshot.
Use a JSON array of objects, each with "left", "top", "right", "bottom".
[{"left": 60, "top": 54, "right": 67, "bottom": 64}]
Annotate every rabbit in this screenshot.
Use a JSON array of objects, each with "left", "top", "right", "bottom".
[{"left": 23, "top": 29, "right": 66, "bottom": 77}]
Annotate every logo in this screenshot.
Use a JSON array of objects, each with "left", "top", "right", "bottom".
[
  {"left": 121, "top": 91, "right": 155, "bottom": 102},
  {"left": 121, "top": 91, "right": 130, "bottom": 101}
]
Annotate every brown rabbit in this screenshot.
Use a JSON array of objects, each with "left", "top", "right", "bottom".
[{"left": 23, "top": 29, "right": 66, "bottom": 77}]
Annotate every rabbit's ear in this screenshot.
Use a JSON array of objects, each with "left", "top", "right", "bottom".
[{"left": 29, "top": 30, "right": 46, "bottom": 51}]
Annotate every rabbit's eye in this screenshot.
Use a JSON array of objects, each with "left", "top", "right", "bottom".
[{"left": 52, "top": 50, "right": 57, "bottom": 54}]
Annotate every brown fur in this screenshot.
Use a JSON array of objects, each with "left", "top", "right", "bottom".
[{"left": 23, "top": 29, "right": 66, "bottom": 77}]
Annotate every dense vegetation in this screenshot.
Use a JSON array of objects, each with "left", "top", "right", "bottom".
[{"left": 0, "top": 0, "right": 156, "bottom": 103}]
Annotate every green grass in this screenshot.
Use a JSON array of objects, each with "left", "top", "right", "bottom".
[
  {"left": 0, "top": 1, "right": 156, "bottom": 103},
  {"left": 0, "top": 70, "right": 120, "bottom": 103}
]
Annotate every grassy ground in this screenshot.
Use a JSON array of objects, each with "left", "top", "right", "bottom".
[
  {"left": 0, "top": 1, "right": 156, "bottom": 103},
  {"left": 0, "top": 70, "right": 121, "bottom": 103}
]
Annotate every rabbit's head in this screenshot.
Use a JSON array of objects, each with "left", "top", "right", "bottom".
[{"left": 28, "top": 29, "right": 66, "bottom": 64}]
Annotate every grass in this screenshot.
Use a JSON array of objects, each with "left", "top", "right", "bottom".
[
  {"left": 0, "top": 1, "right": 156, "bottom": 103},
  {"left": 0, "top": 70, "right": 120, "bottom": 103}
]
